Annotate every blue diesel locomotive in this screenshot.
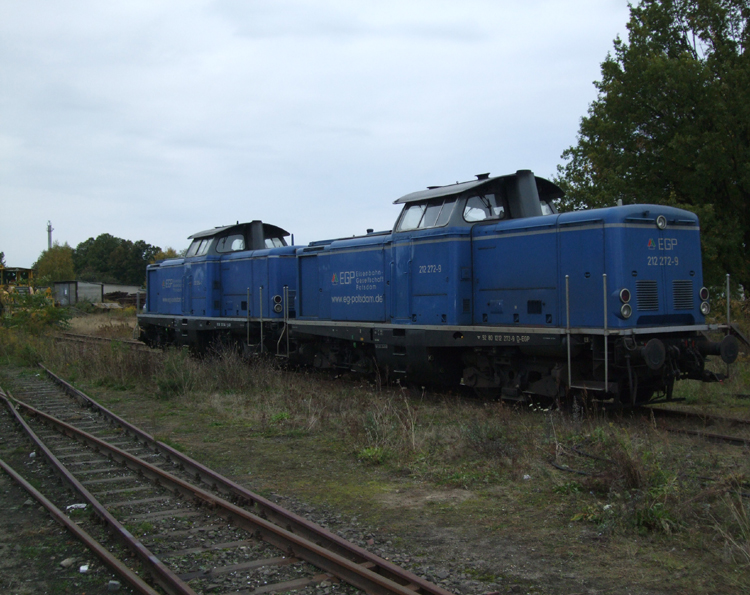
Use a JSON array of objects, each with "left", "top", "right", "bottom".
[{"left": 138, "top": 170, "right": 738, "bottom": 405}]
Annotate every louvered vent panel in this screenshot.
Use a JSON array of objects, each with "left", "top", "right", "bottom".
[
  {"left": 672, "top": 280, "right": 693, "bottom": 310},
  {"left": 636, "top": 280, "right": 659, "bottom": 311}
]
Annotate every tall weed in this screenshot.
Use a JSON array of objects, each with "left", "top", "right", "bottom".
[
  {"left": 711, "top": 485, "right": 750, "bottom": 566},
  {"left": 1, "top": 293, "right": 70, "bottom": 334}
]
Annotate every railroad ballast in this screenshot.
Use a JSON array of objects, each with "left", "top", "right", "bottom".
[{"left": 138, "top": 170, "right": 738, "bottom": 405}]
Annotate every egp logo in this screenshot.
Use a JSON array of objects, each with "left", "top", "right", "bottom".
[
  {"left": 647, "top": 238, "right": 677, "bottom": 250},
  {"left": 339, "top": 271, "right": 356, "bottom": 285}
]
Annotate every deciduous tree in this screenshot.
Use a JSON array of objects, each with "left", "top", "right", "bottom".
[
  {"left": 73, "top": 234, "right": 160, "bottom": 285},
  {"left": 32, "top": 242, "right": 75, "bottom": 284},
  {"left": 556, "top": 0, "right": 750, "bottom": 290},
  {"left": 150, "top": 247, "right": 181, "bottom": 262}
]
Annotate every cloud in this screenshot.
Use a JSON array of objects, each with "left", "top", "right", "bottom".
[{"left": 0, "top": 0, "right": 630, "bottom": 268}]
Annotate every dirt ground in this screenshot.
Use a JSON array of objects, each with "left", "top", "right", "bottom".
[{"left": 1, "top": 355, "right": 749, "bottom": 595}]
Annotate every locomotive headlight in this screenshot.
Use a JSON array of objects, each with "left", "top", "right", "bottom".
[
  {"left": 619, "top": 288, "right": 631, "bottom": 303},
  {"left": 620, "top": 303, "right": 633, "bottom": 319},
  {"left": 656, "top": 215, "right": 667, "bottom": 230},
  {"left": 700, "top": 301, "right": 710, "bottom": 315},
  {"left": 699, "top": 287, "right": 709, "bottom": 301},
  {"left": 273, "top": 303, "right": 283, "bottom": 313}
]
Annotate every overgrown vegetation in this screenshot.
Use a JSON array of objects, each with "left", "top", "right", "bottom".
[
  {"left": 0, "top": 309, "right": 749, "bottom": 592},
  {"left": 0, "top": 292, "right": 70, "bottom": 334}
]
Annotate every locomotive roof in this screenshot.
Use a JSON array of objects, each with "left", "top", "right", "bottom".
[
  {"left": 393, "top": 170, "right": 564, "bottom": 204},
  {"left": 188, "top": 222, "right": 290, "bottom": 240}
]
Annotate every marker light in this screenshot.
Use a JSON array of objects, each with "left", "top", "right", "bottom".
[
  {"left": 699, "top": 287, "right": 709, "bottom": 301},
  {"left": 621, "top": 304, "right": 633, "bottom": 319},
  {"left": 619, "top": 288, "right": 631, "bottom": 303},
  {"left": 700, "top": 302, "right": 710, "bottom": 315}
]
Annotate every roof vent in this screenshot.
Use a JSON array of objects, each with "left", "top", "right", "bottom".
[
  {"left": 427, "top": 186, "right": 440, "bottom": 189},
  {"left": 475, "top": 173, "right": 490, "bottom": 180}
]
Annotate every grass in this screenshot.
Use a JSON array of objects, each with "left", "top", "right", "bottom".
[{"left": 1, "top": 309, "right": 749, "bottom": 592}]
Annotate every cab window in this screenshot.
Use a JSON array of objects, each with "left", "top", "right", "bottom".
[
  {"left": 186, "top": 240, "right": 200, "bottom": 257},
  {"left": 541, "top": 201, "right": 556, "bottom": 215},
  {"left": 463, "top": 194, "right": 505, "bottom": 222},
  {"left": 197, "top": 239, "right": 211, "bottom": 256},
  {"left": 397, "top": 197, "right": 457, "bottom": 231},
  {"left": 216, "top": 234, "right": 245, "bottom": 253},
  {"left": 265, "top": 237, "right": 286, "bottom": 248},
  {"left": 186, "top": 238, "right": 211, "bottom": 257},
  {"left": 398, "top": 204, "right": 425, "bottom": 231}
]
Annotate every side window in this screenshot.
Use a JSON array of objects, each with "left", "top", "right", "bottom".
[
  {"left": 265, "top": 237, "right": 285, "bottom": 248},
  {"left": 463, "top": 196, "right": 489, "bottom": 222},
  {"left": 463, "top": 194, "right": 505, "bottom": 222},
  {"left": 398, "top": 204, "right": 425, "bottom": 231},
  {"left": 216, "top": 234, "right": 245, "bottom": 253}
]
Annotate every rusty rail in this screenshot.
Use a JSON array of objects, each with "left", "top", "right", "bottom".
[
  {"left": 39, "top": 363, "right": 454, "bottom": 595},
  {"left": 664, "top": 427, "right": 750, "bottom": 447},
  {"left": 0, "top": 455, "right": 160, "bottom": 595},
  {"left": 646, "top": 406, "right": 750, "bottom": 426},
  {"left": 0, "top": 392, "right": 198, "bottom": 595}
]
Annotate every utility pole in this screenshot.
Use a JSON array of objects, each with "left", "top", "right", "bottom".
[{"left": 47, "top": 221, "right": 54, "bottom": 249}]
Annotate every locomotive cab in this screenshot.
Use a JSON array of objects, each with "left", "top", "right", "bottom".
[
  {"left": 185, "top": 220, "right": 289, "bottom": 258},
  {"left": 139, "top": 219, "right": 295, "bottom": 352},
  {"left": 393, "top": 169, "right": 561, "bottom": 231}
]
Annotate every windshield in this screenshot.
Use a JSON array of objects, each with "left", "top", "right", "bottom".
[
  {"left": 186, "top": 238, "right": 212, "bottom": 257},
  {"left": 397, "top": 197, "right": 456, "bottom": 231}
]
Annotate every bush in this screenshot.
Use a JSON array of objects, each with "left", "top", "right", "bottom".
[{"left": 2, "top": 293, "right": 70, "bottom": 334}]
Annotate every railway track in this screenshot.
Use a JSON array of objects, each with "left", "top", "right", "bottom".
[
  {"left": 55, "top": 331, "right": 151, "bottom": 351},
  {"left": 644, "top": 405, "right": 750, "bottom": 447},
  {"left": 0, "top": 366, "right": 454, "bottom": 595}
]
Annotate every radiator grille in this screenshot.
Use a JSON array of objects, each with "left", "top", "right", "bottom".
[
  {"left": 672, "top": 280, "right": 694, "bottom": 310},
  {"left": 527, "top": 300, "right": 542, "bottom": 314},
  {"left": 636, "top": 280, "right": 659, "bottom": 311}
]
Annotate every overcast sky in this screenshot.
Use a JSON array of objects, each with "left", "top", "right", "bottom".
[{"left": 1, "top": 0, "right": 631, "bottom": 269}]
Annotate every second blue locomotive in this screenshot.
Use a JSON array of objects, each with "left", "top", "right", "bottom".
[{"left": 139, "top": 170, "right": 738, "bottom": 404}]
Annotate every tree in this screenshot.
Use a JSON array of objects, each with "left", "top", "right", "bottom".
[
  {"left": 556, "top": 0, "right": 750, "bottom": 290},
  {"left": 74, "top": 234, "right": 160, "bottom": 285},
  {"left": 32, "top": 242, "right": 75, "bottom": 284},
  {"left": 151, "top": 247, "right": 181, "bottom": 262},
  {"left": 73, "top": 234, "right": 122, "bottom": 283},
  {"left": 0, "top": 251, "right": 6, "bottom": 267}
]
